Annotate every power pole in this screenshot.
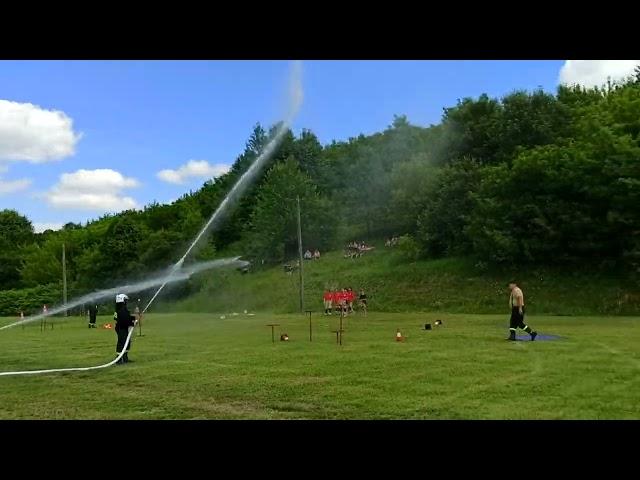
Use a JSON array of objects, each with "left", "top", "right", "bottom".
[
  {"left": 297, "top": 196, "right": 304, "bottom": 313},
  {"left": 62, "top": 242, "right": 68, "bottom": 317}
]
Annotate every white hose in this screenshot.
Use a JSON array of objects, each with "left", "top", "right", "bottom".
[{"left": 0, "top": 323, "right": 136, "bottom": 377}]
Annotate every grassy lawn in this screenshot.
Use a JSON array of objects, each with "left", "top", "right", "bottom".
[{"left": 1, "top": 312, "right": 638, "bottom": 419}]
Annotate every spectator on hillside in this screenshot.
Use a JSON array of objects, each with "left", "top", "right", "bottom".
[
  {"left": 314, "top": 249, "right": 320, "bottom": 260},
  {"left": 304, "top": 250, "right": 313, "bottom": 260},
  {"left": 345, "top": 241, "right": 363, "bottom": 259}
]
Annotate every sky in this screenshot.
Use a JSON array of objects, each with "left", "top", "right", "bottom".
[{"left": 1, "top": 59, "right": 638, "bottom": 232}]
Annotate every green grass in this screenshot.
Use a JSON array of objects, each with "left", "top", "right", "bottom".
[
  {"left": 168, "top": 244, "right": 640, "bottom": 316},
  {"left": 1, "top": 312, "right": 638, "bottom": 419}
]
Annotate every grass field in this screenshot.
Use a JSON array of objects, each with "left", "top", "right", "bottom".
[{"left": 1, "top": 311, "right": 638, "bottom": 419}]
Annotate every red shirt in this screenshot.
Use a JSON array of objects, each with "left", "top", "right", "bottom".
[
  {"left": 323, "top": 291, "right": 332, "bottom": 301},
  {"left": 332, "top": 292, "right": 342, "bottom": 302},
  {"left": 347, "top": 291, "right": 355, "bottom": 301}
]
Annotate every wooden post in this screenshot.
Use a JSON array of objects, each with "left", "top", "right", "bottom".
[{"left": 297, "top": 196, "right": 304, "bottom": 313}]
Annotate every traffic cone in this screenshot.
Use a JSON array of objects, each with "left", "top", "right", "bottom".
[{"left": 396, "top": 329, "right": 404, "bottom": 342}]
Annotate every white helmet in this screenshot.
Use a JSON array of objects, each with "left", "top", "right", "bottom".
[{"left": 115, "top": 294, "right": 129, "bottom": 304}]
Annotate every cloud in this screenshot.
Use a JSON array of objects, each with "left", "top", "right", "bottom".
[
  {"left": 33, "top": 222, "right": 64, "bottom": 233},
  {"left": 0, "top": 99, "right": 82, "bottom": 163},
  {"left": 559, "top": 60, "right": 640, "bottom": 88},
  {"left": 157, "top": 160, "right": 231, "bottom": 185},
  {"left": 0, "top": 177, "right": 31, "bottom": 195},
  {"left": 43, "top": 169, "right": 140, "bottom": 212}
]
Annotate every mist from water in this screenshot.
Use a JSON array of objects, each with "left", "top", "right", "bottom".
[{"left": 0, "top": 257, "right": 248, "bottom": 330}]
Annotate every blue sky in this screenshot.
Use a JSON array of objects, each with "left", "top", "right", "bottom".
[{"left": 1, "top": 59, "right": 635, "bottom": 232}]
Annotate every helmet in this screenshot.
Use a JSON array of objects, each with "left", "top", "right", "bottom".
[{"left": 115, "top": 294, "right": 129, "bottom": 304}]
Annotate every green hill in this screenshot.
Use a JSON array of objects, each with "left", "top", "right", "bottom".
[{"left": 167, "top": 242, "right": 639, "bottom": 316}]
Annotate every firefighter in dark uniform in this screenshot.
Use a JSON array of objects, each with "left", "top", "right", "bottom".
[
  {"left": 114, "top": 294, "right": 137, "bottom": 364},
  {"left": 88, "top": 304, "right": 98, "bottom": 328}
]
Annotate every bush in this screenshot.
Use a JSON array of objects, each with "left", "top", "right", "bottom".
[
  {"left": 0, "top": 283, "right": 63, "bottom": 316},
  {"left": 395, "top": 235, "right": 421, "bottom": 262}
]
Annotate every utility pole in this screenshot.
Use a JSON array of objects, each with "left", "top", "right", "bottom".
[
  {"left": 62, "top": 242, "right": 68, "bottom": 316},
  {"left": 297, "top": 196, "right": 304, "bottom": 313}
]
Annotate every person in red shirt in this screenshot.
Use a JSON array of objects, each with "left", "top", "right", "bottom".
[
  {"left": 347, "top": 288, "right": 355, "bottom": 313},
  {"left": 339, "top": 288, "right": 348, "bottom": 315},
  {"left": 332, "top": 290, "right": 342, "bottom": 315},
  {"left": 323, "top": 290, "right": 333, "bottom": 315}
]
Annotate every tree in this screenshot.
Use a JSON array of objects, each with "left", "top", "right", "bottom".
[
  {"left": 247, "top": 157, "right": 337, "bottom": 263},
  {"left": 389, "top": 154, "right": 440, "bottom": 234},
  {"left": 342, "top": 145, "right": 393, "bottom": 238},
  {"left": 98, "top": 215, "right": 148, "bottom": 282},
  {"left": 204, "top": 123, "right": 295, "bottom": 251},
  {"left": 468, "top": 130, "right": 640, "bottom": 265},
  {"left": 494, "top": 89, "right": 572, "bottom": 162},
  {"left": 293, "top": 129, "right": 324, "bottom": 184},
  {"left": 415, "top": 158, "right": 482, "bottom": 257},
  {"left": 0, "top": 209, "right": 34, "bottom": 246},
  {"left": 441, "top": 94, "right": 503, "bottom": 164},
  {"left": 0, "top": 210, "right": 34, "bottom": 289},
  {"left": 19, "top": 240, "right": 64, "bottom": 287}
]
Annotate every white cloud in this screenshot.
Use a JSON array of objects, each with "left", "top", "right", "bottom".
[
  {"left": 0, "top": 177, "right": 31, "bottom": 195},
  {"left": 44, "top": 169, "right": 140, "bottom": 212},
  {"left": 0, "top": 99, "right": 82, "bottom": 163},
  {"left": 33, "top": 222, "right": 64, "bottom": 233},
  {"left": 559, "top": 60, "right": 640, "bottom": 88},
  {"left": 157, "top": 160, "right": 230, "bottom": 185}
]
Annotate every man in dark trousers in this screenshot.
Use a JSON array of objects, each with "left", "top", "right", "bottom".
[
  {"left": 114, "top": 294, "right": 137, "bottom": 364},
  {"left": 508, "top": 282, "right": 537, "bottom": 341},
  {"left": 88, "top": 304, "right": 98, "bottom": 328}
]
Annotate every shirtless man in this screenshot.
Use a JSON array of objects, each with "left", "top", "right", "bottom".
[{"left": 508, "top": 282, "right": 537, "bottom": 341}]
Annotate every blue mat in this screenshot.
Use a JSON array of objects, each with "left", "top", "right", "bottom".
[{"left": 515, "top": 334, "right": 563, "bottom": 341}]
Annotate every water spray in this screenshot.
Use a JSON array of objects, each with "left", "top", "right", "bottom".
[
  {"left": 0, "top": 257, "right": 247, "bottom": 331},
  {"left": 141, "top": 61, "right": 303, "bottom": 315},
  {"left": 0, "top": 60, "right": 303, "bottom": 377}
]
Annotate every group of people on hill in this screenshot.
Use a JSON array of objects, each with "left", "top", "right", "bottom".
[
  {"left": 322, "top": 288, "right": 368, "bottom": 316},
  {"left": 385, "top": 236, "right": 400, "bottom": 247},
  {"left": 344, "top": 241, "right": 374, "bottom": 259},
  {"left": 304, "top": 249, "right": 321, "bottom": 260}
]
